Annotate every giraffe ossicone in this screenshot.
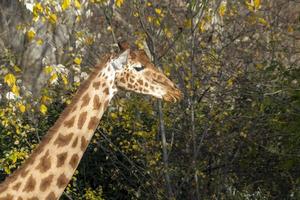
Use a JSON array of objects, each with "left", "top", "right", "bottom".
[{"left": 0, "top": 42, "right": 182, "bottom": 200}]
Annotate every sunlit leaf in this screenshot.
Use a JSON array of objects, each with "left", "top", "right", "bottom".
[
  {"left": 27, "top": 30, "right": 36, "bottom": 41},
  {"left": 49, "top": 73, "right": 58, "bottom": 84},
  {"left": 62, "top": 0, "right": 71, "bottom": 10},
  {"left": 61, "top": 75, "right": 68, "bottom": 85},
  {"left": 36, "top": 39, "right": 44, "bottom": 45},
  {"left": 49, "top": 13, "right": 57, "bottom": 24},
  {"left": 13, "top": 66, "right": 21, "bottom": 72},
  {"left": 4, "top": 73, "right": 16, "bottom": 87},
  {"left": 218, "top": 2, "right": 227, "bottom": 16},
  {"left": 74, "top": 57, "right": 82, "bottom": 65},
  {"left": 40, "top": 104, "right": 47, "bottom": 114},
  {"left": 74, "top": 0, "right": 81, "bottom": 9},
  {"left": 258, "top": 17, "right": 269, "bottom": 27},
  {"left": 115, "top": 0, "right": 124, "bottom": 7},
  {"left": 44, "top": 66, "right": 53, "bottom": 74},
  {"left": 12, "top": 84, "right": 20, "bottom": 96},
  {"left": 155, "top": 8, "right": 162, "bottom": 15},
  {"left": 18, "top": 104, "right": 26, "bottom": 113}
]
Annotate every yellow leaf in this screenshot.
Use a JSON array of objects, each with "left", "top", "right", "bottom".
[
  {"left": 74, "top": 0, "right": 81, "bottom": 9},
  {"left": 218, "top": 2, "right": 227, "bottom": 16},
  {"left": 34, "top": 2, "right": 43, "bottom": 13},
  {"left": 49, "top": 13, "right": 57, "bottom": 24},
  {"left": 12, "top": 84, "right": 20, "bottom": 96},
  {"left": 13, "top": 65, "right": 21, "bottom": 72},
  {"left": 287, "top": 25, "right": 294, "bottom": 33},
  {"left": 49, "top": 73, "right": 58, "bottom": 84},
  {"left": 155, "top": 8, "right": 162, "bottom": 15},
  {"left": 164, "top": 28, "right": 172, "bottom": 38},
  {"left": 115, "top": 0, "right": 124, "bottom": 7},
  {"left": 147, "top": 16, "right": 153, "bottom": 23},
  {"left": 110, "top": 113, "right": 117, "bottom": 119},
  {"left": 245, "top": 0, "right": 261, "bottom": 11},
  {"left": 62, "top": 0, "right": 71, "bottom": 10},
  {"left": 74, "top": 57, "right": 82, "bottom": 65},
  {"left": 258, "top": 17, "right": 269, "bottom": 27},
  {"left": 133, "top": 12, "right": 139, "bottom": 17},
  {"left": 44, "top": 66, "right": 53, "bottom": 74},
  {"left": 18, "top": 104, "right": 26, "bottom": 113},
  {"left": 61, "top": 75, "right": 68, "bottom": 85},
  {"left": 4, "top": 73, "right": 16, "bottom": 87},
  {"left": 41, "top": 95, "right": 52, "bottom": 104},
  {"left": 198, "top": 20, "right": 206, "bottom": 32},
  {"left": 227, "top": 78, "right": 234, "bottom": 87},
  {"left": 36, "top": 39, "right": 44, "bottom": 45},
  {"left": 27, "top": 30, "right": 36, "bottom": 41},
  {"left": 40, "top": 104, "right": 47, "bottom": 114},
  {"left": 254, "top": 0, "right": 261, "bottom": 9}
]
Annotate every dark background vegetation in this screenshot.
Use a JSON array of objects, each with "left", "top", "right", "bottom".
[{"left": 0, "top": 0, "right": 299, "bottom": 199}]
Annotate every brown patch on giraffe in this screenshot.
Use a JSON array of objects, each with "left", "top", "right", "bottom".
[
  {"left": 72, "top": 136, "right": 79, "bottom": 148},
  {"left": 103, "top": 87, "right": 109, "bottom": 95},
  {"left": 56, "top": 173, "right": 68, "bottom": 189},
  {"left": 40, "top": 174, "right": 54, "bottom": 192},
  {"left": 0, "top": 194, "right": 13, "bottom": 200},
  {"left": 64, "top": 115, "right": 76, "bottom": 128},
  {"left": 81, "top": 136, "right": 88, "bottom": 151},
  {"left": 17, "top": 197, "right": 23, "bottom": 200},
  {"left": 145, "top": 82, "right": 149, "bottom": 87},
  {"left": 69, "top": 153, "right": 80, "bottom": 169},
  {"left": 46, "top": 192, "right": 56, "bottom": 200},
  {"left": 77, "top": 111, "right": 88, "bottom": 129},
  {"left": 36, "top": 150, "right": 51, "bottom": 173},
  {"left": 20, "top": 168, "right": 29, "bottom": 178},
  {"left": 93, "top": 95, "right": 101, "bottom": 110},
  {"left": 12, "top": 182, "right": 21, "bottom": 191},
  {"left": 81, "top": 93, "right": 90, "bottom": 108},
  {"left": 137, "top": 79, "right": 143, "bottom": 85},
  {"left": 22, "top": 175, "right": 36, "bottom": 192},
  {"left": 128, "top": 83, "right": 133, "bottom": 89},
  {"left": 150, "top": 85, "right": 154, "bottom": 90},
  {"left": 0, "top": 185, "right": 8, "bottom": 193},
  {"left": 54, "top": 132, "right": 73, "bottom": 147},
  {"left": 88, "top": 116, "right": 99, "bottom": 130},
  {"left": 120, "top": 77, "right": 126, "bottom": 83},
  {"left": 28, "top": 197, "right": 38, "bottom": 200},
  {"left": 56, "top": 152, "right": 68, "bottom": 167},
  {"left": 92, "top": 81, "right": 101, "bottom": 89},
  {"left": 71, "top": 105, "right": 78, "bottom": 112}
]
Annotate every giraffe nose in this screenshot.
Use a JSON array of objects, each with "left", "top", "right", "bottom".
[{"left": 163, "top": 86, "right": 183, "bottom": 103}]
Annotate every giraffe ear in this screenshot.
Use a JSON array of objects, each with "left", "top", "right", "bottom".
[{"left": 112, "top": 49, "right": 129, "bottom": 70}]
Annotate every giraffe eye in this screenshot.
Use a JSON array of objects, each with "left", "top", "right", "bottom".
[{"left": 134, "top": 65, "right": 145, "bottom": 72}]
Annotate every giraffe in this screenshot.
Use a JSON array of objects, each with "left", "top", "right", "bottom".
[{"left": 0, "top": 43, "right": 182, "bottom": 200}]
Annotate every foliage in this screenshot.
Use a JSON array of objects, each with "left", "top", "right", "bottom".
[{"left": 0, "top": 0, "right": 299, "bottom": 199}]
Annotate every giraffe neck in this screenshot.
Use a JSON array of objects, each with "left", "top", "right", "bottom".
[{"left": 0, "top": 55, "right": 117, "bottom": 200}]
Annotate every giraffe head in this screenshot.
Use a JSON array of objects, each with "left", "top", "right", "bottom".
[{"left": 111, "top": 43, "right": 182, "bottom": 102}]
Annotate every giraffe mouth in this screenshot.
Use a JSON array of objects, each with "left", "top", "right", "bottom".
[
  {"left": 152, "top": 78, "right": 183, "bottom": 103},
  {"left": 162, "top": 86, "right": 183, "bottom": 103}
]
